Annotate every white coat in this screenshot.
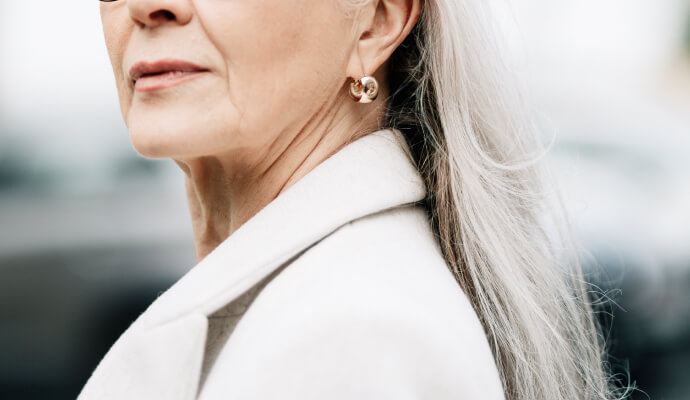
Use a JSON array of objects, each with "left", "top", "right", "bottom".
[{"left": 78, "top": 129, "right": 505, "bottom": 400}]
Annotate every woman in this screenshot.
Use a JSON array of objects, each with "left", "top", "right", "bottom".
[{"left": 81, "top": 0, "right": 615, "bottom": 399}]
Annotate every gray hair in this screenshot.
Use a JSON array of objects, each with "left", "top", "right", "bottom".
[{"left": 346, "top": 0, "right": 629, "bottom": 399}]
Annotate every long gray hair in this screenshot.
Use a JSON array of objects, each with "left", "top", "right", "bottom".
[{"left": 348, "top": 1, "right": 624, "bottom": 399}]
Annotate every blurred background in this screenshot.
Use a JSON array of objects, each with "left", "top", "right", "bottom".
[{"left": 1, "top": 1, "right": 688, "bottom": 399}]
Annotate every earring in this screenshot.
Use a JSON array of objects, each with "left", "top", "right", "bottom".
[{"left": 349, "top": 76, "right": 379, "bottom": 104}]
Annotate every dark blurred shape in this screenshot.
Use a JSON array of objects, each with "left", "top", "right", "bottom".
[
  {"left": 0, "top": 141, "right": 41, "bottom": 191},
  {"left": 112, "top": 155, "right": 161, "bottom": 181},
  {"left": 0, "top": 150, "right": 28, "bottom": 189},
  {"left": 0, "top": 244, "right": 189, "bottom": 400},
  {"left": 594, "top": 255, "right": 690, "bottom": 400}
]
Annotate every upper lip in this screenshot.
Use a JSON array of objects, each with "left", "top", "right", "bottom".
[{"left": 128, "top": 59, "right": 208, "bottom": 81}]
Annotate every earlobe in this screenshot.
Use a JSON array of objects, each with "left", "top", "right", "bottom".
[{"left": 345, "top": 0, "right": 421, "bottom": 79}]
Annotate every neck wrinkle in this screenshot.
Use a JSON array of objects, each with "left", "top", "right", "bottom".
[{"left": 178, "top": 87, "right": 384, "bottom": 261}]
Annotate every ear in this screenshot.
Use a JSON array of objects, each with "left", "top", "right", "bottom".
[{"left": 346, "top": 0, "right": 422, "bottom": 79}]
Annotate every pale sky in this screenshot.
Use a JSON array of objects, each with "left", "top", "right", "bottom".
[{"left": 0, "top": 2, "right": 128, "bottom": 167}]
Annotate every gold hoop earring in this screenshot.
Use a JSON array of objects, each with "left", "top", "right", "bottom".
[{"left": 349, "top": 76, "right": 379, "bottom": 104}]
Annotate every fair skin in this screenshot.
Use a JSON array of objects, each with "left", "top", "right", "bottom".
[{"left": 100, "top": 0, "right": 420, "bottom": 261}]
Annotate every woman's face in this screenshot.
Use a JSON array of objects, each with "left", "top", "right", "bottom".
[{"left": 101, "top": 0, "right": 358, "bottom": 162}]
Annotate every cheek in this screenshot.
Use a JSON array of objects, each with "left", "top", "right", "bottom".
[
  {"left": 197, "top": 1, "right": 352, "bottom": 137},
  {"left": 101, "top": 6, "right": 134, "bottom": 117}
]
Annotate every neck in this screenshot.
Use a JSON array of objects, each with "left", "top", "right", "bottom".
[{"left": 176, "top": 88, "right": 386, "bottom": 262}]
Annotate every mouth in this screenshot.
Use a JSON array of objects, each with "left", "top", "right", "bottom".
[{"left": 129, "top": 60, "right": 210, "bottom": 92}]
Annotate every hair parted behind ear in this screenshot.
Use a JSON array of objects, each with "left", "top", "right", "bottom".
[{"left": 343, "top": 0, "right": 631, "bottom": 399}]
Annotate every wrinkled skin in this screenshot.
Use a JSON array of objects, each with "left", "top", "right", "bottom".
[{"left": 100, "top": 0, "right": 420, "bottom": 259}]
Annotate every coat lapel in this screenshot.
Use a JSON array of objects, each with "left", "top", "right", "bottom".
[
  {"left": 78, "top": 314, "right": 208, "bottom": 400},
  {"left": 78, "top": 129, "right": 426, "bottom": 400}
]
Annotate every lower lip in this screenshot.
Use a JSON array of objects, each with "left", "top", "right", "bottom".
[{"left": 134, "top": 70, "right": 208, "bottom": 92}]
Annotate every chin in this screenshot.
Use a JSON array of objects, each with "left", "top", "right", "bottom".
[
  {"left": 128, "top": 132, "right": 171, "bottom": 159},
  {"left": 123, "top": 97, "right": 246, "bottom": 160},
  {"left": 126, "top": 114, "right": 195, "bottom": 159}
]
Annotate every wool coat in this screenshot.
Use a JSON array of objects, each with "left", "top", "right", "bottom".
[{"left": 78, "top": 129, "right": 504, "bottom": 400}]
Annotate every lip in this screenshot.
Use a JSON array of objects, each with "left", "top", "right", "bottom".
[{"left": 128, "top": 60, "right": 209, "bottom": 92}]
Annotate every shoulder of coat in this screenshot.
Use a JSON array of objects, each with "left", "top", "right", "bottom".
[
  {"left": 199, "top": 205, "right": 505, "bottom": 399},
  {"left": 255, "top": 204, "right": 481, "bottom": 334}
]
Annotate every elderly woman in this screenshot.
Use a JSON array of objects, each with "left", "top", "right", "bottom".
[{"left": 80, "top": 0, "right": 615, "bottom": 399}]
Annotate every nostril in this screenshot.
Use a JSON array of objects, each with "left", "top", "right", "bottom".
[{"left": 149, "top": 10, "right": 176, "bottom": 22}]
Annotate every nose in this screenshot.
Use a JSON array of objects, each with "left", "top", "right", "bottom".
[{"left": 128, "top": 0, "right": 193, "bottom": 28}]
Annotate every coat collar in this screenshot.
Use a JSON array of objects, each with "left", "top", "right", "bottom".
[
  {"left": 78, "top": 128, "right": 426, "bottom": 400},
  {"left": 137, "top": 128, "right": 426, "bottom": 328}
]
